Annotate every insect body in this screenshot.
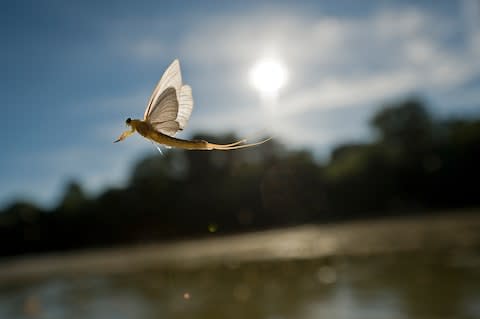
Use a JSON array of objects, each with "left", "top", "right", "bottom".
[{"left": 114, "top": 59, "right": 271, "bottom": 150}]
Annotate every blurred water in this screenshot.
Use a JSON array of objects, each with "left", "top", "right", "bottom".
[{"left": 1, "top": 250, "right": 479, "bottom": 319}]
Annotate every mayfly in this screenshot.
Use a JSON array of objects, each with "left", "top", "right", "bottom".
[{"left": 114, "top": 59, "right": 271, "bottom": 150}]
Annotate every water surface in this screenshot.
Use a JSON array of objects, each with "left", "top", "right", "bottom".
[{"left": 1, "top": 250, "right": 479, "bottom": 319}]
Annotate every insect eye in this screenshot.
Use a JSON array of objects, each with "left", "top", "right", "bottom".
[{"left": 126, "top": 118, "right": 131, "bottom": 124}]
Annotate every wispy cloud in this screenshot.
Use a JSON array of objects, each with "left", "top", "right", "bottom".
[{"left": 161, "top": 6, "right": 478, "bottom": 146}]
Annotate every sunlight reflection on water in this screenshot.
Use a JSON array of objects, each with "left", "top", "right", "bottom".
[{"left": 1, "top": 251, "right": 479, "bottom": 319}]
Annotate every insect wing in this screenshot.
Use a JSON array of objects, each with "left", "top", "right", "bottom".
[
  {"left": 144, "top": 59, "right": 182, "bottom": 120},
  {"left": 144, "top": 59, "right": 194, "bottom": 136},
  {"left": 176, "top": 84, "right": 193, "bottom": 130},
  {"left": 147, "top": 87, "right": 181, "bottom": 136}
]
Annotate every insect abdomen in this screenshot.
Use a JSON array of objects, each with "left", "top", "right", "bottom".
[{"left": 148, "top": 129, "right": 210, "bottom": 150}]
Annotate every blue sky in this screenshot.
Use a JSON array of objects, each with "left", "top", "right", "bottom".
[{"left": 1, "top": 0, "right": 479, "bottom": 208}]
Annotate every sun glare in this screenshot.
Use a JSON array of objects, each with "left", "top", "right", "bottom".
[{"left": 249, "top": 58, "right": 288, "bottom": 99}]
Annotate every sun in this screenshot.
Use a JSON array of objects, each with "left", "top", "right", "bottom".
[{"left": 249, "top": 58, "right": 288, "bottom": 100}]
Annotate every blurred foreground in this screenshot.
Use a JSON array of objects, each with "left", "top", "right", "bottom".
[
  {"left": 1, "top": 97, "right": 480, "bottom": 318},
  {"left": 0, "top": 213, "right": 479, "bottom": 319}
]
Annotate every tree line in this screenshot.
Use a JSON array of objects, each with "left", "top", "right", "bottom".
[{"left": 1, "top": 97, "right": 479, "bottom": 257}]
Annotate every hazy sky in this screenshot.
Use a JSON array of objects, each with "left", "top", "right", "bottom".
[{"left": 1, "top": 0, "right": 479, "bottom": 208}]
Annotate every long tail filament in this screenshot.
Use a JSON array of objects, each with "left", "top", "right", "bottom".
[{"left": 206, "top": 137, "right": 272, "bottom": 150}]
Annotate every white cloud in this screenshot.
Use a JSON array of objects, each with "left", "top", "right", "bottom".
[
  {"left": 158, "top": 6, "right": 475, "bottom": 148},
  {"left": 182, "top": 7, "right": 477, "bottom": 86}
]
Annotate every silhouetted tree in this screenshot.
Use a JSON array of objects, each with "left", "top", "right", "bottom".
[
  {"left": 57, "top": 181, "right": 87, "bottom": 213},
  {"left": 371, "top": 97, "right": 433, "bottom": 151}
]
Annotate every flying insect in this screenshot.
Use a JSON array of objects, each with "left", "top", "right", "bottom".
[{"left": 114, "top": 59, "right": 271, "bottom": 150}]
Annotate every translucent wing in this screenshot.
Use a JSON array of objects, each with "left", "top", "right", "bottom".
[
  {"left": 144, "top": 59, "right": 194, "bottom": 136},
  {"left": 147, "top": 87, "right": 181, "bottom": 136},
  {"left": 144, "top": 59, "right": 182, "bottom": 120},
  {"left": 176, "top": 84, "right": 193, "bottom": 130}
]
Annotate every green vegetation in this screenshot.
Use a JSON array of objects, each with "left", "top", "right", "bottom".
[{"left": 1, "top": 98, "right": 479, "bottom": 257}]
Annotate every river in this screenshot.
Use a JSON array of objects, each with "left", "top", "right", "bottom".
[{"left": 1, "top": 213, "right": 479, "bottom": 319}]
